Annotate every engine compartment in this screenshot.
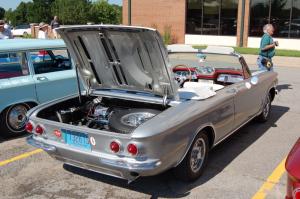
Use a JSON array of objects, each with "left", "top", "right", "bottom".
[{"left": 36, "top": 96, "right": 166, "bottom": 134}]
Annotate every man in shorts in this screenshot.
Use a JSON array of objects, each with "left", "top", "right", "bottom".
[{"left": 257, "top": 24, "right": 278, "bottom": 71}]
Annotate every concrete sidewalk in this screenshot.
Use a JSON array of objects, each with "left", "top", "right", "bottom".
[{"left": 243, "top": 54, "right": 300, "bottom": 68}]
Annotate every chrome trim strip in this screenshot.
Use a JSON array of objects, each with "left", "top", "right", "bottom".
[
  {"left": 213, "top": 114, "right": 258, "bottom": 147},
  {"left": 91, "top": 90, "right": 167, "bottom": 105},
  {"left": 27, "top": 135, "right": 56, "bottom": 153}
]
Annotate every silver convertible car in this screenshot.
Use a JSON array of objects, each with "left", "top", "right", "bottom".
[{"left": 26, "top": 25, "right": 278, "bottom": 182}]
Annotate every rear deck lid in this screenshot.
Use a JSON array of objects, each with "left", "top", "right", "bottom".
[{"left": 57, "top": 25, "right": 177, "bottom": 99}]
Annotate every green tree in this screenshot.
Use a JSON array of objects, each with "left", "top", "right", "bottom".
[
  {"left": 0, "top": 6, "right": 5, "bottom": 19},
  {"left": 27, "top": 0, "right": 55, "bottom": 23},
  {"left": 4, "top": 9, "right": 15, "bottom": 24},
  {"left": 3, "top": 0, "right": 121, "bottom": 26},
  {"left": 88, "top": 0, "right": 121, "bottom": 24},
  {"left": 4, "top": 0, "right": 55, "bottom": 26},
  {"left": 4, "top": 3, "right": 28, "bottom": 26},
  {"left": 51, "top": 0, "right": 91, "bottom": 25},
  {"left": 111, "top": 4, "right": 122, "bottom": 24},
  {"left": 14, "top": 2, "right": 29, "bottom": 25}
]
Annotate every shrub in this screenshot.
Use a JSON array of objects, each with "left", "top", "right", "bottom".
[{"left": 163, "top": 25, "right": 172, "bottom": 45}]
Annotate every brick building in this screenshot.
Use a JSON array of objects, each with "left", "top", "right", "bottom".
[{"left": 123, "top": 0, "right": 300, "bottom": 50}]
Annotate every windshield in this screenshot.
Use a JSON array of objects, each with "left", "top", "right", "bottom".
[
  {"left": 168, "top": 52, "right": 243, "bottom": 72},
  {"left": 16, "top": 25, "right": 30, "bottom": 29}
]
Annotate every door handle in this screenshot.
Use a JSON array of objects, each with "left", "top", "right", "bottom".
[{"left": 37, "top": 76, "right": 48, "bottom": 81}]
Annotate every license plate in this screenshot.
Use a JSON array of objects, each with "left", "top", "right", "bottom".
[{"left": 62, "top": 129, "right": 91, "bottom": 151}]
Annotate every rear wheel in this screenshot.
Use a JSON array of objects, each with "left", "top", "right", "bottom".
[
  {"left": 174, "top": 131, "right": 209, "bottom": 181},
  {"left": 0, "top": 103, "right": 31, "bottom": 137}
]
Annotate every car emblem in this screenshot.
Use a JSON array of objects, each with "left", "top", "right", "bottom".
[
  {"left": 90, "top": 137, "right": 96, "bottom": 146},
  {"left": 245, "top": 82, "right": 252, "bottom": 89}
]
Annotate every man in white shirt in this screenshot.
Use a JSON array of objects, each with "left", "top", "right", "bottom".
[
  {"left": 38, "top": 22, "right": 49, "bottom": 39},
  {"left": 0, "top": 20, "right": 13, "bottom": 39}
]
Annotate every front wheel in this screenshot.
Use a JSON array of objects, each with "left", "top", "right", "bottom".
[
  {"left": 174, "top": 131, "right": 209, "bottom": 181},
  {"left": 0, "top": 103, "right": 31, "bottom": 137},
  {"left": 256, "top": 93, "right": 271, "bottom": 122}
]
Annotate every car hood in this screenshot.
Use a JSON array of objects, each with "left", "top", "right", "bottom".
[{"left": 56, "top": 25, "right": 177, "bottom": 100}]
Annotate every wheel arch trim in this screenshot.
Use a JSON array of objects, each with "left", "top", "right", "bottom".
[
  {"left": 173, "top": 124, "right": 216, "bottom": 168},
  {"left": 269, "top": 87, "right": 276, "bottom": 102},
  {"left": 0, "top": 100, "right": 39, "bottom": 115}
]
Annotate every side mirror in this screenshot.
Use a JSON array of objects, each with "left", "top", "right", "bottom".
[{"left": 250, "top": 76, "right": 259, "bottom": 85}]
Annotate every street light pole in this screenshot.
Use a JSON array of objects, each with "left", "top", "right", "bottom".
[{"left": 239, "top": 0, "right": 246, "bottom": 47}]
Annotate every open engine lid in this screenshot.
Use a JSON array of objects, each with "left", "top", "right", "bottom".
[{"left": 56, "top": 25, "right": 177, "bottom": 100}]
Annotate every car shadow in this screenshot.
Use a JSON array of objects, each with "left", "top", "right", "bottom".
[
  {"left": 63, "top": 105, "right": 289, "bottom": 198},
  {"left": 276, "top": 84, "right": 292, "bottom": 93},
  {"left": 0, "top": 133, "right": 28, "bottom": 143}
]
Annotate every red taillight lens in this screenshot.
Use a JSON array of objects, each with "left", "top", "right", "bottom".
[
  {"left": 25, "top": 122, "right": 33, "bottom": 133},
  {"left": 293, "top": 183, "right": 300, "bottom": 199},
  {"left": 35, "top": 125, "right": 44, "bottom": 135},
  {"left": 127, "top": 143, "right": 138, "bottom": 156},
  {"left": 110, "top": 141, "right": 120, "bottom": 153},
  {"left": 53, "top": 130, "right": 61, "bottom": 138}
]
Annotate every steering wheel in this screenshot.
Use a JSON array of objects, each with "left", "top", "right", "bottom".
[
  {"left": 54, "top": 55, "right": 66, "bottom": 68},
  {"left": 55, "top": 55, "right": 65, "bottom": 60},
  {"left": 173, "top": 64, "right": 193, "bottom": 87}
]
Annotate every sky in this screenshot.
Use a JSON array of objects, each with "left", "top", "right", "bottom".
[{"left": 0, "top": 0, "right": 122, "bottom": 10}]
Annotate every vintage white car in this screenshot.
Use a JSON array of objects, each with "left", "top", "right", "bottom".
[{"left": 11, "top": 24, "right": 31, "bottom": 37}]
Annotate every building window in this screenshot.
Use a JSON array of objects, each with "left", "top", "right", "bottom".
[
  {"left": 203, "top": 0, "right": 220, "bottom": 35},
  {"left": 250, "top": 0, "right": 299, "bottom": 38},
  {"left": 271, "top": 0, "right": 292, "bottom": 38},
  {"left": 186, "top": 0, "right": 203, "bottom": 34},
  {"left": 186, "top": 0, "right": 238, "bottom": 36},
  {"left": 291, "top": 0, "right": 300, "bottom": 38},
  {"left": 249, "top": 0, "right": 270, "bottom": 37},
  {"left": 221, "top": 0, "right": 239, "bottom": 35}
]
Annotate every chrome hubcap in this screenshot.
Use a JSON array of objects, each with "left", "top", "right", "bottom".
[
  {"left": 263, "top": 96, "right": 271, "bottom": 118},
  {"left": 7, "top": 105, "right": 28, "bottom": 131},
  {"left": 190, "top": 138, "right": 206, "bottom": 173}
]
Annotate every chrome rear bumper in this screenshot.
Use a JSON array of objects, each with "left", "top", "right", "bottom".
[
  {"left": 26, "top": 135, "right": 56, "bottom": 153},
  {"left": 26, "top": 135, "right": 162, "bottom": 181}
]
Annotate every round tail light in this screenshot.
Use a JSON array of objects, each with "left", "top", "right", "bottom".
[
  {"left": 110, "top": 141, "right": 120, "bottom": 153},
  {"left": 35, "top": 125, "right": 44, "bottom": 135},
  {"left": 127, "top": 143, "right": 138, "bottom": 156},
  {"left": 25, "top": 122, "right": 33, "bottom": 133}
]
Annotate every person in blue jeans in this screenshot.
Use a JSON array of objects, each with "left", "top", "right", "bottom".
[{"left": 257, "top": 24, "right": 279, "bottom": 71}]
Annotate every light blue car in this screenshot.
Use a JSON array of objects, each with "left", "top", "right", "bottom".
[{"left": 0, "top": 39, "right": 78, "bottom": 136}]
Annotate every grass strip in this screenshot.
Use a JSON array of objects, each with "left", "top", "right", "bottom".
[{"left": 193, "top": 45, "right": 300, "bottom": 57}]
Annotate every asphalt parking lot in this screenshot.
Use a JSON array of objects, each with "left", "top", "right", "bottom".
[{"left": 0, "top": 64, "right": 299, "bottom": 199}]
